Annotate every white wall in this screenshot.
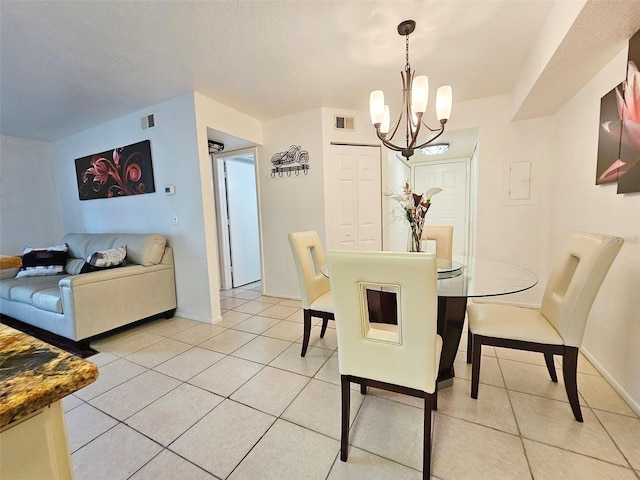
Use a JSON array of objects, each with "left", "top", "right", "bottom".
[
  {"left": 257, "top": 108, "right": 325, "bottom": 298},
  {"left": 550, "top": 46, "right": 640, "bottom": 412},
  {"left": 0, "top": 135, "right": 63, "bottom": 253},
  {"left": 50, "top": 93, "right": 212, "bottom": 321},
  {"left": 443, "top": 95, "right": 555, "bottom": 306}
]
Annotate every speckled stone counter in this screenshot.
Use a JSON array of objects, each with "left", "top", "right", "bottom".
[{"left": 0, "top": 324, "right": 98, "bottom": 428}]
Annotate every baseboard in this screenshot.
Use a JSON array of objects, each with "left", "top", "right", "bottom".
[
  {"left": 262, "top": 291, "right": 299, "bottom": 301},
  {"left": 581, "top": 347, "right": 640, "bottom": 416}
]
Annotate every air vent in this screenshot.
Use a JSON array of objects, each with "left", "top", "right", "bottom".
[{"left": 334, "top": 115, "right": 355, "bottom": 131}]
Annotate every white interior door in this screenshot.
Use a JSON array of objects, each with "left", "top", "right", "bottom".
[
  {"left": 413, "top": 159, "right": 470, "bottom": 255},
  {"left": 327, "top": 145, "right": 382, "bottom": 251},
  {"left": 226, "top": 156, "right": 261, "bottom": 287}
]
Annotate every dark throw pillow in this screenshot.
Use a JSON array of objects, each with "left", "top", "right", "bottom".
[{"left": 16, "top": 243, "right": 69, "bottom": 278}]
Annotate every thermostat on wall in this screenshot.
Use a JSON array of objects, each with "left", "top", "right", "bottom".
[{"left": 164, "top": 185, "right": 176, "bottom": 195}]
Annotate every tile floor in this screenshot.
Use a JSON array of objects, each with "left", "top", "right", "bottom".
[{"left": 64, "top": 281, "right": 640, "bottom": 480}]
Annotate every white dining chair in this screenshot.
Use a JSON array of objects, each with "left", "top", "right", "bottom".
[
  {"left": 421, "top": 226, "right": 453, "bottom": 260},
  {"left": 467, "top": 232, "right": 623, "bottom": 421},
  {"left": 327, "top": 250, "right": 441, "bottom": 479},
  {"left": 288, "top": 231, "right": 334, "bottom": 357}
]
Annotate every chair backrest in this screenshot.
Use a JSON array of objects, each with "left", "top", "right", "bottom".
[
  {"left": 288, "top": 231, "right": 330, "bottom": 309},
  {"left": 421, "top": 226, "right": 453, "bottom": 259},
  {"left": 327, "top": 250, "right": 439, "bottom": 393},
  {"left": 541, "top": 232, "right": 623, "bottom": 347}
]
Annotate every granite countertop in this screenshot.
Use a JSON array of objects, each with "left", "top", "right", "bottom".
[{"left": 0, "top": 324, "right": 98, "bottom": 428}]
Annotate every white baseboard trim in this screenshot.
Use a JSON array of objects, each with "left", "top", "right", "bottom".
[
  {"left": 581, "top": 347, "right": 640, "bottom": 416},
  {"left": 262, "top": 291, "right": 299, "bottom": 301}
]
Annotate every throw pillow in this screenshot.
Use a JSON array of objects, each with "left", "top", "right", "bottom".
[
  {"left": 79, "top": 246, "right": 126, "bottom": 274},
  {"left": 16, "top": 243, "right": 69, "bottom": 278}
]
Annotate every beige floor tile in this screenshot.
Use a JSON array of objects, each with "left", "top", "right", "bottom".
[
  {"left": 219, "top": 297, "right": 250, "bottom": 309},
  {"left": 137, "top": 317, "right": 200, "bottom": 337},
  {"left": 495, "top": 347, "right": 548, "bottom": 366},
  {"left": 509, "top": 390, "right": 627, "bottom": 465},
  {"left": 89, "top": 370, "right": 181, "bottom": 421},
  {"left": 62, "top": 393, "right": 83, "bottom": 412},
  {"left": 499, "top": 357, "right": 586, "bottom": 404},
  {"left": 263, "top": 319, "right": 305, "bottom": 341},
  {"left": 259, "top": 303, "right": 300, "bottom": 319},
  {"left": 282, "top": 378, "right": 365, "bottom": 440},
  {"left": 153, "top": 347, "right": 225, "bottom": 381},
  {"left": 284, "top": 309, "right": 323, "bottom": 325},
  {"left": 91, "top": 331, "right": 165, "bottom": 357},
  {"left": 188, "top": 355, "right": 263, "bottom": 397},
  {"left": 231, "top": 289, "right": 262, "bottom": 300},
  {"left": 232, "top": 315, "right": 281, "bottom": 334},
  {"left": 524, "top": 439, "right": 637, "bottom": 479},
  {"left": 269, "top": 343, "right": 333, "bottom": 377},
  {"left": 233, "top": 299, "right": 273, "bottom": 315},
  {"left": 228, "top": 419, "right": 339, "bottom": 480},
  {"left": 197, "top": 328, "right": 256, "bottom": 354},
  {"left": 594, "top": 409, "right": 640, "bottom": 469},
  {"left": 278, "top": 298, "right": 302, "bottom": 308},
  {"left": 124, "top": 337, "right": 192, "bottom": 368},
  {"left": 231, "top": 366, "right": 310, "bottom": 416},
  {"left": 231, "top": 335, "right": 293, "bottom": 364},
  {"left": 72, "top": 423, "right": 162, "bottom": 480},
  {"left": 349, "top": 394, "right": 425, "bottom": 470},
  {"left": 314, "top": 351, "right": 340, "bottom": 385},
  {"left": 129, "top": 449, "right": 216, "bottom": 479},
  {"left": 258, "top": 295, "right": 284, "bottom": 304},
  {"left": 298, "top": 324, "right": 338, "bottom": 351},
  {"left": 169, "top": 323, "right": 227, "bottom": 345},
  {"left": 367, "top": 386, "right": 426, "bottom": 409},
  {"left": 453, "top": 353, "right": 505, "bottom": 388},
  {"left": 217, "top": 309, "right": 253, "bottom": 327},
  {"left": 87, "top": 351, "right": 119, "bottom": 367},
  {"left": 170, "top": 399, "right": 275, "bottom": 479},
  {"left": 578, "top": 374, "right": 637, "bottom": 417},
  {"left": 436, "top": 378, "right": 518, "bottom": 434},
  {"left": 126, "top": 383, "right": 223, "bottom": 446},
  {"left": 432, "top": 414, "right": 531, "bottom": 480},
  {"left": 74, "top": 358, "right": 147, "bottom": 401},
  {"left": 327, "top": 447, "right": 423, "bottom": 480},
  {"left": 65, "top": 403, "right": 118, "bottom": 452}
]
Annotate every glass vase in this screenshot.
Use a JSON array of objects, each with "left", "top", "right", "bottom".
[{"left": 408, "top": 225, "right": 423, "bottom": 252}]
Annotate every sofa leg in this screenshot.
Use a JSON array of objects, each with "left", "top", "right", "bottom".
[{"left": 163, "top": 309, "right": 176, "bottom": 319}]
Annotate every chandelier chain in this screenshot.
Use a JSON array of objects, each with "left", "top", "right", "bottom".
[{"left": 405, "top": 34, "right": 410, "bottom": 72}]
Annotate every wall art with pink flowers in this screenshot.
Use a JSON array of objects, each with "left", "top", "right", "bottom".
[
  {"left": 596, "top": 29, "right": 640, "bottom": 194},
  {"left": 75, "top": 140, "right": 156, "bottom": 200}
]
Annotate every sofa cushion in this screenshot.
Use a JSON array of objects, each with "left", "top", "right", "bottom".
[
  {"left": 1, "top": 275, "right": 67, "bottom": 304},
  {"left": 79, "top": 246, "right": 127, "bottom": 273},
  {"left": 63, "top": 233, "right": 166, "bottom": 267},
  {"left": 16, "top": 244, "right": 68, "bottom": 278},
  {"left": 32, "top": 287, "right": 64, "bottom": 313}
]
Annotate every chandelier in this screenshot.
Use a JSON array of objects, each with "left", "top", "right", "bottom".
[{"left": 369, "top": 20, "right": 453, "bottom": 160}]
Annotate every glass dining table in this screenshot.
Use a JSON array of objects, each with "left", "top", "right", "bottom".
[{"left": 322, "top": 255, "right": 538, "bottom": 387}]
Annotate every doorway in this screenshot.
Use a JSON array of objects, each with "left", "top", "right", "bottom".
[{"left": 213, "top": 149, "right": 261, "bottom": 289}]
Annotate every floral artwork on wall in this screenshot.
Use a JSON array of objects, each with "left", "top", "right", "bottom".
[
  {"left": 75, "top": 140, "right": 155, "bottom": 200},
  {"left": 595, "top": 29, "right": 640, "bottom": 194}
]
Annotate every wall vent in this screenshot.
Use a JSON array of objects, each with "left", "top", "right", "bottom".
[
  {"left": 141, "top": 114, "right": 155, "bottom": 129},
  {"left": 334, "top": 115, "right": 355, "bottom": 131}
]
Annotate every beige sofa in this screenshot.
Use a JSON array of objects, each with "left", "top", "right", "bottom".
[{"left": 0, "top": 233, "right": 177, "bottom": 342}]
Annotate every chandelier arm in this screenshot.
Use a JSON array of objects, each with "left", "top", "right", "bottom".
[
  {"left": 376, "top": 129, "right": 404, "bottom": 152},
  {"left": 415, "top": 126, "right": 446, "bottom": 150},
  {"left": 420, "top": 119, "right": 443, "bottom": 133}
]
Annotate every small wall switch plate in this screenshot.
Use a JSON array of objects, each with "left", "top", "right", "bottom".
[
  {"left": 164, "top": 185, "right": 175, "bottom": 195},
  {"left": 172, "top": 215, "right": 179, "bottom": 225}
]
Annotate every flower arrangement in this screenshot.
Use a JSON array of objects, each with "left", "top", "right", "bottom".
[{"left": 392, "top": 182, "right": 442, "bottom": 252}]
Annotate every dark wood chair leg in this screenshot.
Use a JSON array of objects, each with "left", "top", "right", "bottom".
[
  {"left": 360, "top": 384, "right": 367, "bottom": 395},
  {"left": 563, "top": 346, "right": 583, "bottom": 422},
  {"left": 471, "top": 335, "right": 482, "bottom": 399},
  {"left": 423, "top": 393, "right": 432, "bottom": 479},
  {"left": 301, "top": 310, "right": 312, "bottom": 357},
  {"left": 544, "top": 352, "right": 558, "bottom": 382},
  {"left": 320, "top": 317, "right": 329, "bottom": 338},
  {"left": 432, "top": 385, "right": 438, "bottom": 411},
  {"left": 340, "top": 375, "right": 350, "bottom": 461},
  {"left": 466, "top": 330, "right": 473, "bottom": 364}
]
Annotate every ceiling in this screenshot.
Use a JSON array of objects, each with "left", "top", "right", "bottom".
[{"left": 1, "top": 1, "right": 639, "bottom": 143}]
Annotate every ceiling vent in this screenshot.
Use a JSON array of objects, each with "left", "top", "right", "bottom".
[
  {"left": 140, "top": 114, "right": 155, "bottom": 129},
  {"left": 334, "top": 115, "right": 355, "bottom": 131}
]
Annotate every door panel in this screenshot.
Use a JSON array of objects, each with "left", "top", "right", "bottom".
[
  {"left": 226, "top": 157, "right": 261, "bottom": 287},
  {"left": 414, "top": 160, "right": 469, "bottom": 255}
]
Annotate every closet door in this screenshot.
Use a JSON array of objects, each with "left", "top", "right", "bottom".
[{"left": 326, "top": 145, "right": 382, "bottom": 251}]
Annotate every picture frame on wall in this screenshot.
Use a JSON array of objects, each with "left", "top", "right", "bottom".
[{"left": 75, "top": 140, "right": 155, "bottom": 200}]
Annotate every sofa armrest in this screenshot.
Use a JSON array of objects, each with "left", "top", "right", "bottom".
[{"left": 58, "top": 263, "right": 171, "bottom": 288}]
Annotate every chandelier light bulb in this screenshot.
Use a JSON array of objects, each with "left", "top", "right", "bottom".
[
  {"left": 411, "top": 75, "right": 429, "bottom": 114},
  {"left": 380, "top": 105, "right": 391, "bottom": 134},
  {"left": 436, "top": 86, "right": 453, "bottom": 122},
  {"left": 369, "top": 90, "right": 385, "bottom": 125}
]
